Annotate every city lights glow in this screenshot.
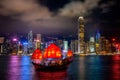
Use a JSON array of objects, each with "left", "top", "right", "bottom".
[{"left": 13, "top": 38, "right": 17, "bottom": 42}]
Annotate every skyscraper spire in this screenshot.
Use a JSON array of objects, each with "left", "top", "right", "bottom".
[{"left": 96, "top": 30, "right": 101, "bottom": 43}]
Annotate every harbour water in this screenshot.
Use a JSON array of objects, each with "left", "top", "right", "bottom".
[{"left": 0, "top": 55, "right": 120, "bottom": 80}]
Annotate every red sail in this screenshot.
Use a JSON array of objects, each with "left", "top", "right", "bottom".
[
  {"left": 43, "top": 43, "right": 62, "bottom": 59},
  {"left": 31, "top": 48, "right": 43, "bottom": 60},
  {"left": 67, "top": 50, "right": 73, "bottom": 58}
]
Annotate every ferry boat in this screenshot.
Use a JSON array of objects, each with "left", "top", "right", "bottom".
[{"left": 31, "top": 43, "right": 73, "bottom": 71}]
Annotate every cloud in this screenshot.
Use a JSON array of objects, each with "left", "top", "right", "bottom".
[
  {"left": 0, "top": 0, "right": 52, "bottom": 21},
  {"left": 0, "top": 0, "right": 101, "bottom": 20},
  {"left": 0, "top": 0, "right": 72, "bottom": 30},
  {"left": 99, "top": 1, "right": 116, "bottom": 13},
  {"left": 58, "top": 0, "right": 100, "bottom": 17},
  {"left": 0, "top": 0, "right": 101, "bottom": 35}
]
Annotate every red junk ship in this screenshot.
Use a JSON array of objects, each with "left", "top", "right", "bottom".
[{"left": 31, "top": 43, "right": 73, "bottom": 71}]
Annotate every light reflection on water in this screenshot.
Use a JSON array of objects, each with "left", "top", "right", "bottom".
[
  {"left": 111, "top": 55, "right": 120, "bottom": 80},
  {"left": 8, "top": 56, "right": 20, "bottom": 80},
  {"left": 20, "top": 56, "right": 33, "bottom": 80},
  {"left": 36, "top": 71, "right": 68, "bottom": 80},
  {"left": 1, "top": 55, "right": 120, "bottom": 80},
  {"left": 5, "top": 55, "right": 69, "bottom": 80}
]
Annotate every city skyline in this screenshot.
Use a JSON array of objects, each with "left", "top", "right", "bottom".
[{"left": 0, "top": 0, "right": 120, "bottom": 40}]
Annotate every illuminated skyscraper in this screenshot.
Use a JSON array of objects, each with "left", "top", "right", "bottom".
[
  {"left": 70, "top": 40, "right": 78, "bottom": 53},
  {"left": 28, "top": 30, "right": 33, "bottom": 48},
  {"left": 63, "top": 40, "right": 68, "bottom": 58},
  {"left": 63, "top": 40, "right": 68, "bottom": 53},
  {"left": 78, "top": 16, "right": 85, "bottom": 54},
  {"left": 28, "top": 30, "right": 33, "bottom": 53},
  {"left": 35, "top": 34, "right": 41, "bottom": 49},
  {"left": 95, "top": 31, "right": 101, "bottom": 54},
  {"left": 89, "top": 37, "right": 96, "bottom": 54},
  {"left": 96, "top": 31, "right": 101, "bottom": 43}
]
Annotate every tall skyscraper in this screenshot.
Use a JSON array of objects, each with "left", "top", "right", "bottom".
[
  {"left": 89, "top": 37, "right": 96, "bottom": 54},
  {"left": 63, "top": 40, "right": 68, "bottom": 58},
  {"left": 28, "top": 30, "right": 33, "bottom": 48},
  {"left": 28, "top": 30, "right": 33, "bottom": 53},
  {"left": 70, "top": 40, "right": 78, "bottom": 53},
  {"left": 63, "top": 41, "right": 68, "bottom": 52},
  {"left": 78, "top": 16, "right": 85, "bottom": 54},
  {"left": 35, "top": 34, "right": 41, "bottom": 49},
  {"left": 95, "top": 31, "right": 101, "bottom": 54}
]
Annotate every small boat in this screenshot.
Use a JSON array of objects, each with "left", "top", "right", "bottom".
[{"left": 31, "top": 43, "right": 73, "bottom": 71}]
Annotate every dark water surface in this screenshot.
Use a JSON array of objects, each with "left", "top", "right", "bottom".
[{"left": 0, "top": 55, "right": 120, "bottom": 80}]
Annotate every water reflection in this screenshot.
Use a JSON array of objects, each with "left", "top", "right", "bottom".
[
  {"left": 68, "top": 56, "right": 104, "bottom": 80},
  {"left": 79, "top": 57, "right": 85, "bottom": 79},
  {"left": 8, "top": 56, "right": 20, "bottom": 80},
  {"left": 20, "top": 56, "right": 33, "bottom": 80},
  {"left": 7, "top": 56, "right": 36, "bottom": 80},
  {"left": 87, "top": 56, "right": 103, "bottom": 80},
  {"left": 1, "top": 55, "right": 120, "bottom": 80},
  {"left": 7, "top": 56, "right": 20, "bottom": 80},
  {"left": 35, "top": 71, "right": 68, "bottom": 80},
  {"left": 111, "top": 55, "right": 120, "bottom": 80},
  {"left": 83, "top": 56, "right": 103, "bottom": 80}
]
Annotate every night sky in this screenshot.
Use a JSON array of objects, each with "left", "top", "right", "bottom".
[{"left": 0, "top": 0, "right": 120, "bottom": 40}]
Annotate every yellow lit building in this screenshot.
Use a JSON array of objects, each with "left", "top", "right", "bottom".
[{"left": 78, "top": 16, "right": 85, "bottom": 54}]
